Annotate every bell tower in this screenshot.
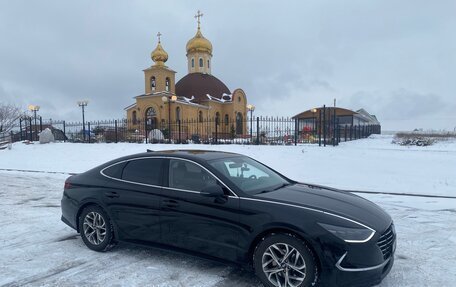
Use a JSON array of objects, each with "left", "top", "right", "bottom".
[
  {"left": 144, "top": 32, "right": 176, "bottom": 94},
  {"left": 186, "top": 10, "right": 213, "bottom": 74}
]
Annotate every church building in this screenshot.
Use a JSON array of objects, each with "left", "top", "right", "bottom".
[{"left": 125, "top": 11, "right": 248, "bottom": 139}]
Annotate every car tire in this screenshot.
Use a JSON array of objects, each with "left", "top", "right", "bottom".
[
  {"left": 79, "top": 205, "right": 115, "bottom": 252},
  {"left": 253, "top": 233, "right": 318, "bottom": 287}
]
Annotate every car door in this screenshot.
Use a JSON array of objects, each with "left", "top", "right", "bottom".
[
  {"left": 102, "top": 157, "right": 164, "bottom": 243},
  {"left": 160, "top": 158, "right": 242, "bottom": 262}
]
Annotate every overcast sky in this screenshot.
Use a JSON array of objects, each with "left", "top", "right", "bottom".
[{"left": 1, "top": 0, "right": 455, "bottom": 131}]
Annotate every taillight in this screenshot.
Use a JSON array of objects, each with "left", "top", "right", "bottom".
[{"left": 64, "top": 176, "right": 74, "bottom": 189}]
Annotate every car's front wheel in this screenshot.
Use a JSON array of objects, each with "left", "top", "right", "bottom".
[
  {"left": 79, "top": 205, "right": 115, "bottom": 252},
  {"left": 253, "top": 233, "right": 318, "bottom": 287}
]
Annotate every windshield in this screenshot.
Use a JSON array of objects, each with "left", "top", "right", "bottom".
[{"left": 208, "top": 156, "right": 292, "bottom": 195}]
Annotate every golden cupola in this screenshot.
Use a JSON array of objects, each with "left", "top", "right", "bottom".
[
  {"left": 151, "top": 33, "right": 168, "bottom": 66},
  {"left": 186, "top": 11, "right": 213, "bottom": 74},
  {"left": 186, "top": 28, "right": 213, "bottom": 55}
]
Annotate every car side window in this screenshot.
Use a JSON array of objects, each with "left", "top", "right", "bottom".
[
  {"left": 169, "top": 159, "right": 217, "bottom": 192},
  {"left": 103, "top": 162, "right": 126, "bottom": 179},
  {"left": 121, "top": 158, "right": 163, "bottom": 186}
]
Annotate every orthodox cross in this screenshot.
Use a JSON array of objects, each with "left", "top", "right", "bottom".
[
  {"left": 194, "top": 10, "right": 203, "bottom": 28},
  {"left": 157, "top": 32, "right": 162, "bottom": 43}
]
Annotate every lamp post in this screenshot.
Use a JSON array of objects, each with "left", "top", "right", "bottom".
[
  {"left": 28, "top": 105, "right": 40, "bottom": 141},
  {"left": 161, "top": 95, "right": 177, "bottom": 143},
  {"left": 247, "top": 104, "right": 255, "bottom": 143},
  {"left": 77, "top": 100, "right": 89, "bottom": 142}
]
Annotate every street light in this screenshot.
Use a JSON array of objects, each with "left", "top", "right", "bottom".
[
  {"left": 161, "top": 95, "right": 177, "bottom": 143},
  {"left": 77, "top": 100, "right": 89, "bottom": 142},
  {"left": 247, "top": 104, "right": 255, "bottom": 143},
  {"left": 28, "top": 105, "right": 40, "bottom": 141}
]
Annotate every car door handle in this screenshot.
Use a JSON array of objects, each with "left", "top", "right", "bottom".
[
  {"left": 104, "top": 191, "right": 120, "bottom": 198},
  {"left": 162, "top": 199, "right": 179, "bottom": 208}
]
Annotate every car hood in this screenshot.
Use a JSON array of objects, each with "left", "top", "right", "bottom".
[{"left": 254, "top": 183, "right": 391, "bottom": 231}]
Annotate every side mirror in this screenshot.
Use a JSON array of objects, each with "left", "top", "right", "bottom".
[{"left": 201, "top": 184, "right": 224, "bottom": 197}]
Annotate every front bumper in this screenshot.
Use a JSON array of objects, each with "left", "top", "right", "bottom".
[{"left": 318, "top": 223, "right": 396, "bottom": 287}]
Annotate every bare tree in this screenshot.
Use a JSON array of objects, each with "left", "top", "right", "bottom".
[{"left": 0, "top": 104, "right": 22, "bottom": 133}]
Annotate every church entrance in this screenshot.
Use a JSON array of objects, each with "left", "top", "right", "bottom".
[
  {"left": 145, "top": 107, "right": 157, "bottom": 133},
  {"left": 236, "top": 112, "right": 243, "bottom": 135}
]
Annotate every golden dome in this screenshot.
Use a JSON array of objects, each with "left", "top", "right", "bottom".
[
  {"left": 151, "top": 41, "right": 168, "bottom": 66},
  {"left": 186, "top": 28, "right": 213, "bottom": 55}
]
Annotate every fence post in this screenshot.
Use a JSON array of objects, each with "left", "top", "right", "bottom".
[
  {"left": 215, "top": 120, "right": 218, "bottom": 145},
  {"left": 256, "top": 117, "right": 260, "bottom": 145},
  {"left": 88, "top": 122, "right": 91, "bottom": 143},
  {"left": 323, "top": 105, "right": 326, "bottom": 147},
  {"left": 29, "top": 117, "right": 32, "bottom": 141},
  {"left": 145, "top": 120, "right": 148, "bottom": 144},
  {"left": 294, "top": 117, "right": 298, "bottom": 146},
  {"left": 63, "top": 121, "right": 66, "bottom": 142},
  {"left": 10, "top": 131, "right": 13, "bottom": 143},
  {"left": 318, "top": 109, "right": 322, "bottom": 146},
  {"left": 115, "top": 120, "right": 118, "bottom": 143},
  {"left": 335, "top": 118, "right": 339, "bottom": 146},
  {"left": 19, "top": 118, "right": 23, "bottom": 141},
  {"left": 178, "top": 119, "right": 181, "bottom": 144}
]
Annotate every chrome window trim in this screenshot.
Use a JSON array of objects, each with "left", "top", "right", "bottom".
[
  {"left": 240, "top": 197, "right": 376, "bottom": 242},
  {"left": 335, "top": 252, "right": 390, "bottom": 272},
  {"left": 99, "top": 156, "right": 239, "bottom": 198}
]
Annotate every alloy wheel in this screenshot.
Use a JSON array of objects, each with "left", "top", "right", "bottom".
[
  {"left": 262, "top": 243, "right": 307, "bottom": 287},
  {"left": 83, "top": 211, "right": 106, "bottom": 245}
]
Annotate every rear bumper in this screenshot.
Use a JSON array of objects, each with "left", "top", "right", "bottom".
[{"left": 61, "top": 191, "right": 78, "bottom": 231}]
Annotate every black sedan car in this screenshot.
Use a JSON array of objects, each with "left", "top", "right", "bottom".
[{"left": 61, "top": 150, "right": 395, "bottom": 287}]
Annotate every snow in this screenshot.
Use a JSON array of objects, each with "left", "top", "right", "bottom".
[
  {"left": 1, "top": 135, "right": 455, "bottom": 197},
  {"left": 0, "top": 135, "right": 455, "bottom": 286}
]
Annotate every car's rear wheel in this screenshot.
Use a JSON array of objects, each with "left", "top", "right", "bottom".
[
  {"left": 253, "top": 233, "right": 318, "bottom": 287},
  {"left": 79, "top": 205, "right": 115, "bottom": 252}
]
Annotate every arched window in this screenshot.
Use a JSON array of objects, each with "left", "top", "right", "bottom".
[
  {"left": 175, "top": 107, "right": 181, "bottom": 122},
  {"left": 132, "top": 111, "right": 137, "bottom": 125},
  {"left": 191, "top": 58, "right": 195, "bottom": 68},
  {"left": 150, "top": 76, "right": 156, "bottom": 91},
  {"left": 199, "top": 58, "right": 203, "bottom": 67},
  {"left": 236, "top": 112, "right": 243, "bottom": 135},
  {"left": 207, "top": 59, "right": 210, "bottom": 69},
  {"left": 145, "top": 107, "right": 157, "bottom": 130},
  {"left": 198, "top": 111, "right": 203, "bottom": 122},
  {"left": 215, "top": 112, "right": 220, "bottom": 126},
  {"left": 224, "top": 114, "right": 229, "bottom": 126},
  {"left": 165, "top": 77, "right": 170, "bottom": 92}
]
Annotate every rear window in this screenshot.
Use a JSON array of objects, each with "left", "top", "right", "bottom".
[{"left": 121, "top": 158, "right": 164, "bottom": 186}]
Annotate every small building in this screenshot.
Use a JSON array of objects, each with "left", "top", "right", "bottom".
[{"left": 292, "top": 107, "right": 381, "bottom": 142}]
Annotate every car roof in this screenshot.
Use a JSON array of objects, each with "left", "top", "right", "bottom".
[{"left": 132, "top": 149, "right": 241, "bottom": 162}]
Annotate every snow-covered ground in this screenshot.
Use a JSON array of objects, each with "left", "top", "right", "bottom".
[
  {"left": 1, "top": 135, "right": 455, "bottom": 286},
  {"left": 1, "top": 135, "right": 455, "bottom": 197}
]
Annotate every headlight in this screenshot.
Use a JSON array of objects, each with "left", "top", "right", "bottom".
[{"left": 319, "top": 223, "right": 375, "bottom": 243}]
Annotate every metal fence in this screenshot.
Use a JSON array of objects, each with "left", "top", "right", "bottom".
[{"left": 9, "top": 116, "right": 380, "bottom": 146}]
